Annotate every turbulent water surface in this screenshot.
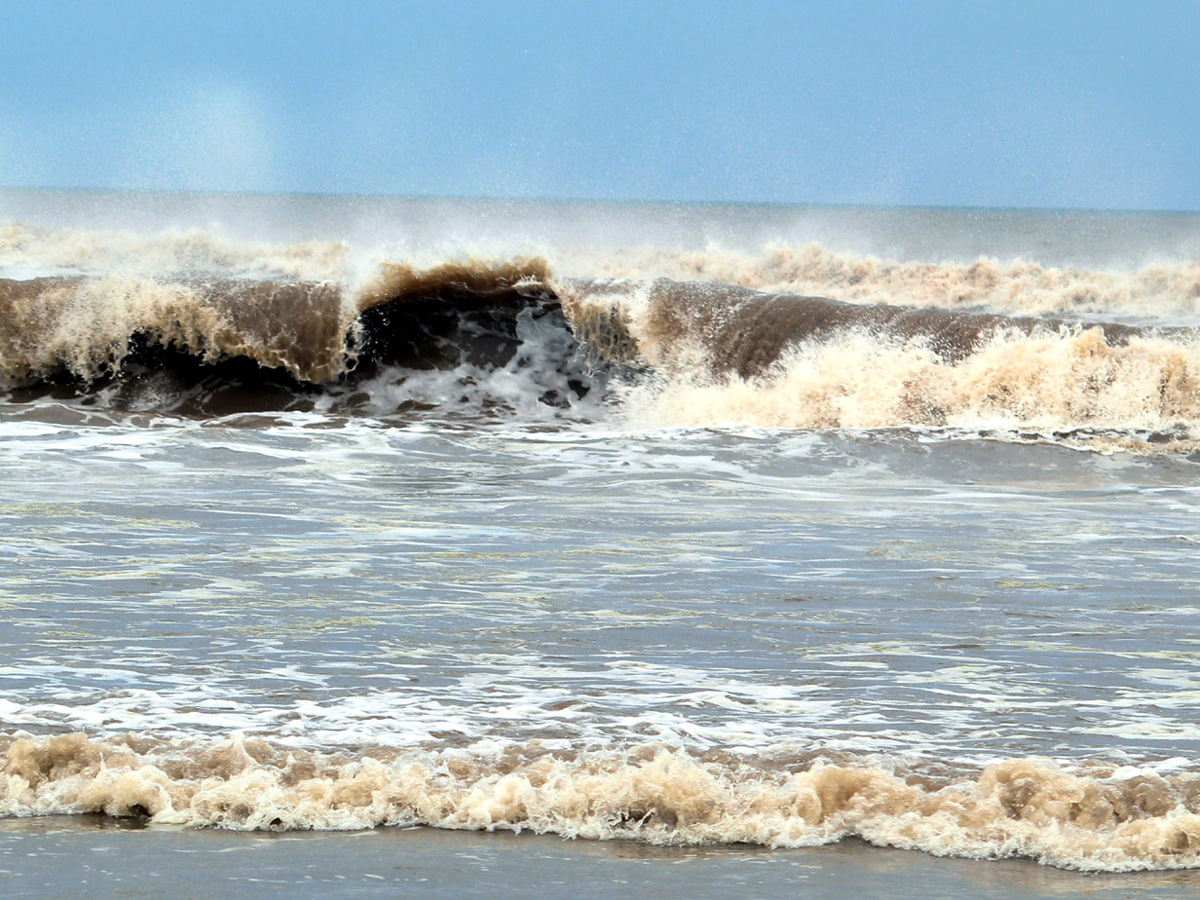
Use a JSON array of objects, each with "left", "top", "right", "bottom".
[{"left": 3, "top": 189, "right": 1200, "bottom": 884}]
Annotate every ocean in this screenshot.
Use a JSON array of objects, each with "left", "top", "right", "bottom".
[{"left": 2, "top": 188, "right": 1200, "bottom": 897}]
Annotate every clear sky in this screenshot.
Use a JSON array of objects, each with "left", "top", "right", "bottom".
[{"left": 0, "top": 0, "right": 1196, "bottom": 210}]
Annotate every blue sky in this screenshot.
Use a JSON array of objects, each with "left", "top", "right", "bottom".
[{"left": 0, "top": 0, "right": 1196, "bottom": 210}]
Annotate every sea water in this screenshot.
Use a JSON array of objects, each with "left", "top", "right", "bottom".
[{"left": 2, "top": 189, "right": 1200, "bottom": 895}]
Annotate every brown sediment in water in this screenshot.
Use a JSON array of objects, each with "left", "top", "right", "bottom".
[{"left": 3, "top": 733, "right": 1200, "bottom": 872}]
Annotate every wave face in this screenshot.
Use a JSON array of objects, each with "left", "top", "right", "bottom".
[
  {"left": 5, "top": 734, "right": 1200, "bottom": 873},
  {"left": 2, "top": 214, "right": 1200, "bottom": 448}
]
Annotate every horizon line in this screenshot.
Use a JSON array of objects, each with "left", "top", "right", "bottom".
[{"left": 2, "top": 183, "right": 1197, "bottom": 218}]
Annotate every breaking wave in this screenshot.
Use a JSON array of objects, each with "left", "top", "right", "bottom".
[{"left": 2, "top": 219, "right": 1200, "bottom": 447}]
